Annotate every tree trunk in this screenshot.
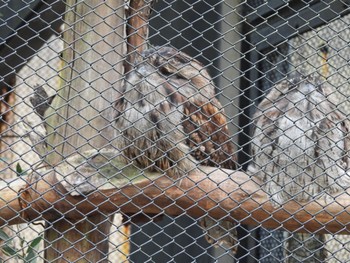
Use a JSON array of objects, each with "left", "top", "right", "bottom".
[{"left": 44, "top": 0, "right": 125, "bottom": 262}]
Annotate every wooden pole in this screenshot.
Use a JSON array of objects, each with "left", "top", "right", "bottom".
[
  {"left": 124, "top": 0, "right": 153, "bottom": 73},
  {"left": 44, "top": 1, "right": 125, "bottom": 262},
  {"left": 3, "top": 159, "right": 350, "bottom": 235}
]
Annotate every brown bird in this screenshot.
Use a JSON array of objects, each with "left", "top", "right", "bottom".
[
  {"left": 115, "top": 46, "right": 238, "bottom": 252},
  {"left": 247, "top": 75, "right": 350, "bottom": 262}
]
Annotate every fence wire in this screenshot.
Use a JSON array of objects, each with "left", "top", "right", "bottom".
[{"left": 0, "top": 0, "right": 350, "bottom": 262}]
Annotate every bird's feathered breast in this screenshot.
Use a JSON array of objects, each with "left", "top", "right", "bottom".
[
  {"left": 115, "top": 46, "right": 236, "bottom": 177},
  {"left": 248, "top": 76, "right": 350, "bottom": 204}
]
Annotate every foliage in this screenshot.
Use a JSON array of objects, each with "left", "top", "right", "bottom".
[
  {"left": 15, "top": 163, "right": 27, "bottom": 177},
  {"left": 0, "top": 229, "right": 42, "bottom": 263}
]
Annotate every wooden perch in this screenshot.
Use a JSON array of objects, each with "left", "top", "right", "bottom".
[
  {"left": 125, "top": 0, "right": 153, "bottom": 73},
  {"left": 2, "top": 149, "right": 350, "bottom": 235}
]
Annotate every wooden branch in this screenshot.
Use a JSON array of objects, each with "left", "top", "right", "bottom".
[
  {"left": 125, "top": 0, "right": 153, "bottom": 73},
  {"left": 3, "top": 151, "right": 350, "bottom": 235}
]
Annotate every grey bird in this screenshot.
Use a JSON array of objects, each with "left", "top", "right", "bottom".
[{"left": 248, "top": 75, "right": 350, "bottom": 262}]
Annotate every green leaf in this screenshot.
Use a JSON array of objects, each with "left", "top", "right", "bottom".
[
  {"left": 15, "top": 163, "right": 28, "bottom": 177},
  {"left": 28, "top": 235, "right": 42, "bottom": 249},
  {"left": 2, "top": 244, "right": 17, "bottom": 257},
  {"left": 25, "top": 235, "right": 42, "bottom": 263},
  {"left": 24, "top": 249, "right": 36, "bottom": 263},
  {"left": 0, "top": 229, "right": 10, "bottom": 242},
  {"left": 16, "top": 163, "right": 23, "bottom": 176}
]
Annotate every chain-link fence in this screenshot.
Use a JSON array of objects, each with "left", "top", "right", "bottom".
[{"left": 0, "top": 0, "right": 350, "bottom": 262}]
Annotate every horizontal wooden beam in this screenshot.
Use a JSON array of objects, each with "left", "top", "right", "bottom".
[{"left": 1, "top": 151, "right": 350, "bottom": 235}]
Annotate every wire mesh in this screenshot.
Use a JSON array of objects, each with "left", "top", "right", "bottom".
[{"left": 0, "top": 0, "right": 349, "bottom": 262}]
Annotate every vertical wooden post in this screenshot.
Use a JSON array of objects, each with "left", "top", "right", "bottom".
[
  {"left": 124, "top": 0, "right": 152, "bottom": 73},
  {"left": 45, "top": 1, "right": 125, "bottom": 262}
]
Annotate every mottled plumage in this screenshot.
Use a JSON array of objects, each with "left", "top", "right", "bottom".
[
  {"left": 29, "top": 85, "right": 55, "bottom": 120},
  {"left": 248, "top": 75, "right": 350, "bottom": 262},
  {"left": 115, "top": 46, "right": 237, "bottom": 251}
]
